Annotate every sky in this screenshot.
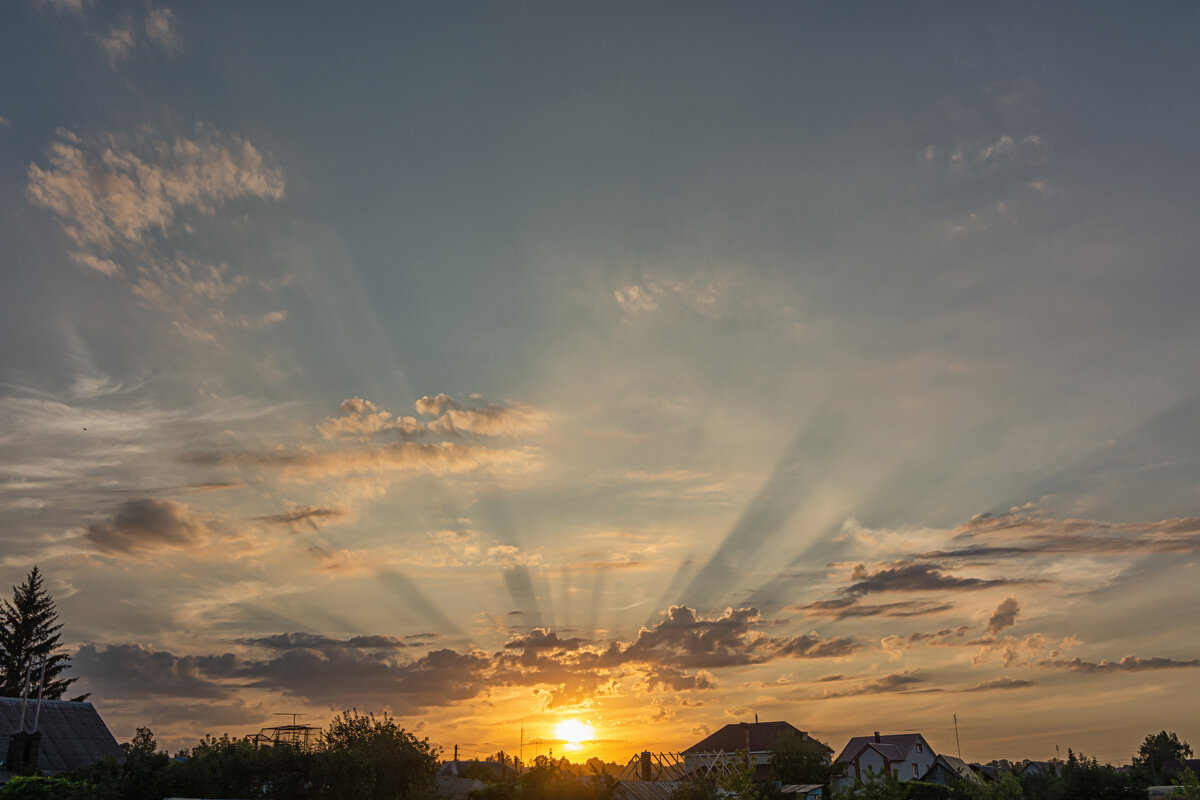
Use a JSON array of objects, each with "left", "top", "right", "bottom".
[{"left": 2, "top": 0, "right": 1200, "bottom": 767}]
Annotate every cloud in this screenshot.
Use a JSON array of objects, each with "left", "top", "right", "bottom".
[
  {"left": 238, "top": 632, "right": 407, "bottom": 652},
  {"left": 818, "top": 672, "right": 928, "bottom": 698},
  {"left": 253, "top": 505, "right": 345, "bottom": 530},
  {"left": 925, "top": 509, "right": 1200, "bottom": 561},
  {"left": 27, "top": 126, "right": 283, "bottom": 258},
  {"left": 185, "top": 440, "right": 538, "bottom": 482},
  {"left": 799, "top": 598, "right": 957, "bottom": 620},
  {"left": 34, "top": 0, "right": 88, "bottom": 13},
  {"left": 144, "top": 7, "right": 181, "bottom": 51},
  {"left": 319, "top": 398, "right": 422, "bottom": 440},
  {"left": 611, "top": 606, "right": 860, "bottom": 670},
  {"left": 987, "top": 596, "right": 1020, "bottom": 635},
  {"left": 1040, "top": 656, "right": 1200, "bottom": 673},
  {"left": 428, "top": 403, "right": 549, "bottom": 437},
  {"left": 415, "top": 394, "right": 460, "bottom": 416},
  {"left": 95, "top": 25, "right": 136, "bottom": 65},
  {"left": 85, "top": 498, "right": 212, "bottom": 555},
  {"left": 880, "top": 627, "right": 972, "bottom": 657},
  {"left": 840, "top": 561, "right": 1028, "bottom": 597},
  {"left": 964, "top": 676, "right": 1034, "bottom": 692},
  {"left": 74, "top": 643, "right": 234, "bottom": 698}
]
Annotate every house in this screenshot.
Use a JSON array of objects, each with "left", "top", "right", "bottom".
[
  {"left": 682, "top": 720, "right": 831, "bottom": 783},
  {"left": 921, "top": 753, "right": 978, "bottom": 785},
  {"left": 0, "top": 698, "right": 124, "bottom": 777},
  {"left": 833, "top": 732, "right": 937, "bottom": 789}
]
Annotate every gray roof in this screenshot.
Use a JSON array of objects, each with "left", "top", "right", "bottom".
[
  {"left": 0, "top": 698, "right": 124, "bottom": 773},
  {"left": 836, "top": 733, "right": 930, "bottom": 764}
]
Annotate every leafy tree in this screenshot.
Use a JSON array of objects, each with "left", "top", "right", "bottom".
[
  {"left": 1059, "top": 749, "right": 1140, "bottom": 800},
  {"left": 1134, "top": 731, "right": 1193, "bottom": 785},
  {"left": 769, "top": 730, "right": 840, "bottom": 787},
  {"left": 0, "top": 567, "right": 80, "bottom": 700},
  {"left": 1172, "top": 767, "right": 1200, "bottom": 799},
  {"left": 310, "top": 709, "right": 438, "bottom": 800}
]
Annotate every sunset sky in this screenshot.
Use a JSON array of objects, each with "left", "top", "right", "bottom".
[{"left": 3, "top": 1, "right": 1200, "bottom": 766}]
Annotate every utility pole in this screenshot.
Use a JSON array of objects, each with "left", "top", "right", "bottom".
[
  {"left": 520, "top": 727, "right": 524, "bottom": 773},
  {"left": 954, "top": 714, "right": 962, "bottom": 761}
]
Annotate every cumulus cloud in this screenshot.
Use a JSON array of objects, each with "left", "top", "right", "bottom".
[
  {"left": 987, "top": 596, "right": 1020, "bottom": 635},
  {"left": 73, "top": 607, "right": 857, "bottom": 714},
  {"left": 85, "top": 498, "right": 212, "bottom": 555},
  {"left": 319, "top": 398, "right": 422, "bottom": 440},
  {"left": 27, "top": 126, "right": 283, "bottom": 258},
  {"left": 74, "top": 643, "right": 235, "bottom": 698},
  {"left": 880, "top": 627, "right": 971, "bottom": 657},
  {"left": 415, "top": 394, "right": 460, "bottom": 416},
  {"left": 427, "top": 403, "right": 549, "bottom": 437}
]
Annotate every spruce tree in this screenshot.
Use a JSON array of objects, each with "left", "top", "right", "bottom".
[{"left": 0, "top": 565, "right": 80, "bottom": 700}]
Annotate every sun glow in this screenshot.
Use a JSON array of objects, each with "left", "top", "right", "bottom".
[{"left": 554, "top": 719, "right": 595, "bottom": 751}]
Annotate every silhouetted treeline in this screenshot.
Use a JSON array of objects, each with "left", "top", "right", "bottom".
[
  {"left": 465, "top": 754, "right": 618, "bottom": 800},
  {"left": 0, "top": 710, "right": 437, "bottom": 800}
]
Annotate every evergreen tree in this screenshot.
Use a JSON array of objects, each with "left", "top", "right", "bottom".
[{"left": 0, "top": 566, "right": 81, "bottom": 700}]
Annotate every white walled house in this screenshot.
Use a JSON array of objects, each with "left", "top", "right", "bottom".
[{"left": 833, "top": 732, "right": 938, "bottom": 789}]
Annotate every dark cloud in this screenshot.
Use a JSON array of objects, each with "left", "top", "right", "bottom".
[
  {"left": 964, "top": 676, "right": 1034, "bottom": 692},
  {"left": 987, "top": 597, "right": 1020, "bottom": 635},
  {"left": 1041, "top": 655, "right": 1200, "bottom": 673},
  {"left": 799, "top": 598, "right": 956, "bottom": 620},
  {"left": 253, "top": 505, "right": 345, "bottom": 529},
  {"left": 85, "top": 498, "right": 211, "bottom": 555},
  {"left": 237, "top": 632, "right": 406, "bottom": 652},
  {"left": 924, "top": 510, "right": 1200, "bottom": 562},
  {"left": 75, "top": 606, "right": 858, "bottom": 713},
  {"left": 611, "top": 605, "right": 860, "bottom": 669},
  {"left": 819, "top": 672, "right": 927, "bottom": 698},
  {"left": 842, "top": 561, "right": 1026, "bottom": 596},
  {"left": 74, "top": 643, "right": 234, "bottom": 698}
]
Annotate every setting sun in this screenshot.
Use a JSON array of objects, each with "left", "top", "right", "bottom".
[{"left": 555, "top": 719, "right": 595, "bottom": 751}]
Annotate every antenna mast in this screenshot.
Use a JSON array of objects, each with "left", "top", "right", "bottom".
[{"left": 954, "top": 713, "right": 962, "bottom": 761}]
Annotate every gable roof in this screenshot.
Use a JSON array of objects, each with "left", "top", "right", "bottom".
[
  {"left": 683, "top": 721, "right": 827, "bottom": 755},
  {"left": 923, "top": 754, "right": 977, "bottom": 782},
  {"left": 0, "top": 698, "right": 124, "bottom": 773},
  {"left": 836, "top": 734, "right": 931, "bottom": 764}
]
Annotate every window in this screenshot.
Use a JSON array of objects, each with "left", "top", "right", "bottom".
[
  {"left": 917, "top": 743, "right": 923, "bottom": 753},
  {"left": 913, "top": 764, "right": 919, "bottom": 778}
]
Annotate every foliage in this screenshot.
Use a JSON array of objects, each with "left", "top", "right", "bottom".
[
  {"left": 770, "top": 730, "right": 840, "bottom": 787},
  {"left": 0, "top": 567, "right": 80, "bottom": 700},
  {"left": 0, "top": 777, "right": 85, "bottom": 800},
  {"left": 963, "top": 772, "right": 1023, "bottom": 800},
  {"left": 832, "top": 767, "right": 907, "bottom": 800},
  {"left": 1172, "top": 767, "right": 1200, "bottom": 798},
  {"left": 1058, "top": 749, "right": 1141, "bottom": 800},
  {"left": 67, "top": 712, "right": 437, "bottom": 800},
  {"left": 1134, "top": 731, "right": 1193, "bottom": 785},
  {"left": 310, "top": 709, "right": 439, "bottom": 800}
]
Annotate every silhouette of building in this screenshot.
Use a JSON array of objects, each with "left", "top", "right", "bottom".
[
  {"left": 0, "top": 698, "right": 123, "bottom": 777},
  {"left": 683, "top": 720, "right": 830, "bottom": 782}
]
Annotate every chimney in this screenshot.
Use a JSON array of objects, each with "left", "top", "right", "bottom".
[
  {"left": 641, "top": 751, "right": 652, "bottom": 782},
  {"left": 874, "top": 731, "right": 881, "bottom": 743}
]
